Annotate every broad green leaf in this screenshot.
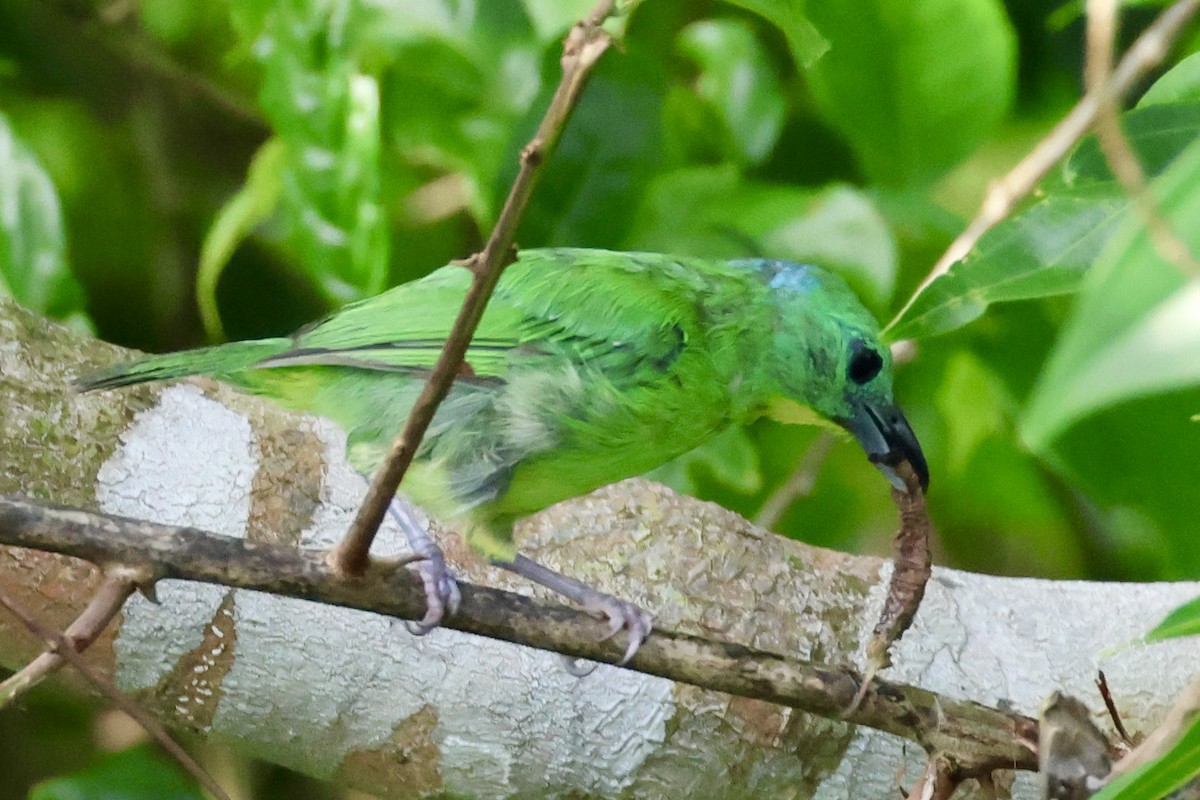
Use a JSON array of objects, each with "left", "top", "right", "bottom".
[
  {"left": 919, "top": 335, "right": 1086, "bottom": 578},
  {"left": 197, "top": 137, "right": 286, "bottom": 342},
  {"left": 890, "top": 98, "right": 1200, "bottom": 341},
  {"left": 1064, "top": 101, "right": 1200, "bottom": 186},
  {"left": 383, "top": 31, "right": 537, "bottom": 228},
  {"left": 247, "top": 3, "right": 389, "bottom": 303},
  {"left": 885, "top": 188, "right": 1127, "bottom": 340},
  {"left": 231, "top": 1, "right": 542, "bottom": 303},
  {"left": 1022, "top": 138, "right": 1200, "bottom": 448},
  {"left": 804, "top": 0, "right": 1016, "bottom": 186},
  {"left": 0, "top": 111, "right": 89, "bottom": 331},
  {"left": 1089, "top": 713, "right": 1200, "bottom": 800},
  {"left": 1145, "top": 594, "right": 1200, "bottom": 643},
  {"left": 677, "top": 19, "right": 786, "bottom": 165},
  {"left": 30, "top": 745, "right": 203, "bottom": 800},
  {"left": 340, "top": 73, "right": 389, "bottom": 297},
  {"left": 717, "top": 0, "right": 829, "bottom": 67},
  {"left": 1139, "top": 51, "right": 1200, "bottom": 108}
]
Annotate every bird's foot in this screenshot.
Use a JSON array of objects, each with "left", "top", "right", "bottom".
[
  {"left": 403, "top": 546, "right": 461, "bottom": 635},
  {"left": 582, "top": 592, "right": 653, "bottom": 666},
  {"left": 380, "top": 494, "right": 461, "bottom": 635},
  {"left": 494, "top": 554, "right": 652, "bottom": 666}
]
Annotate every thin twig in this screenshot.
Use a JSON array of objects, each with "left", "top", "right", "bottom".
[
  {"left": 754, "top": 433, "right": 836, "bottom": 529},
  {"left": 0, "top": 585, "right": 232, "bottom": 800},
  {"left": 0, "top": 495, "right": 1040, "bottom": 774},
  {"left": 0, "top": 570, "right": 140, "bottom": 708},
  {"left": 332, "top": 0, "right": 617, "bottom": 575},
  {"left": 1109, "top": 672, "right": 1200, "bottom": 778},
  {"left": 887, "top": 0, "right": 1200, "bottom": 332},
  {"left": 1096, "top": 669, "right": 1134, "bottom": 746},
  {"left": 1085, "top": 0, "right": 1200, "bottom": 276},
  {"left": 905, "top": 754, "right": 959, "bottom": 800}
]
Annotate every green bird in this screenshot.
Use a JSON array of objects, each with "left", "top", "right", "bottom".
[{"left": 79, "top": 249, "right": 927, "bottom": 663}]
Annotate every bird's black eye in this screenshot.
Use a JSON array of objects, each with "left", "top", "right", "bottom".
[{"left": 848, "top": 343, "right": 883, "bottom": 385}]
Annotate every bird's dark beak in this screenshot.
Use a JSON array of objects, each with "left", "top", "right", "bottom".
[{"left": 839, "top": 400, "right": 929, "bottom": 492}]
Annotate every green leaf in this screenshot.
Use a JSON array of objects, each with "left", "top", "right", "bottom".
[
  {"left": 716, "top": 0, "right": 829, "bottom": 67},
  {"left": 1021, "top": 138, "right": 1200, "bottom": 448},
  {"left": 885, "top": 187, "right": 1128, "bottom": 340},
  {"left": 1139, "top": 51, "right": 1200, "bottom": 108},
  {"left": 889, "top": 97, "right": 1200, "bottom": 341},
  {"left": 1089, "top": 714, "right": 1200, "bottom": 800},
  {"left": 340, "top": 73, "right": 389, "bottom": 297},
  {"left": 803, "top": 0, "right": 1016, "bottom": 186},
  {"left": 1145, "top": 594, "right": 1200, "bottom": 643},
  {"left": 197, "top": 137, "right": 286, "bottom": 342},
  {"left": 0, "top": 111, "right": 89, "bottom": 330},
  {"left": 677, "top": 19, "right": 786, "bottom": 165},
  {"left": 1064, "top": 101, "right": 1200, "bottom": 186},
  {"left": 30, "top": 746, "right": 203, "bottom": 800}
]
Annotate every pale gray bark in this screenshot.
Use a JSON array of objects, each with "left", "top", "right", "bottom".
[{"left": 1, "top": 297, "right": 1197, "bottom": 799}]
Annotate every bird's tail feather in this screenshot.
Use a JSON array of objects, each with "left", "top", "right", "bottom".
[{"left": 75, "top": 339, "right": 291, "bottom": 392}]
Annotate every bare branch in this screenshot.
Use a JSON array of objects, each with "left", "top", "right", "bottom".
[
  {"left": 1108, "top": 672, "right": 1200, "bottom": 779},
  {"left": 0, "top": 585, "right": 231, "bottom": 800},
  {"left": 1096, "top": 670, "right": 1134, "bottom": 747},
  {"left": 889, "top": 0, "right": 1200, "bottom": 330},
  {"left": 0, "top": 570, "right": 139, "bottom": 707},
  {"left": 333, "top": 0, "right": 618, "bottom": 575},
  {"left": 1085, "top": 0, "right": 1200, "bottom": 277},
  {"left": 0, "top": 494, "right": 1039, "bottom": 775}
]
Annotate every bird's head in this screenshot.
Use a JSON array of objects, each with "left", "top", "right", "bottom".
[{"left": 736, "top": 259, "right": 929, "bottom": 492}]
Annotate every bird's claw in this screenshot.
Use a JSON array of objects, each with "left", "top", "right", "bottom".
[
  {"left": 403, "top": 550, "right": 461, "bottom": 636},
  {"left": 585, "top": 595, "right": 653, "bottom": 666}
]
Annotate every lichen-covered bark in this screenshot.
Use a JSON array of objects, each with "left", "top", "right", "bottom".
[{"left": 2, "top": 297, "right": 1199, "bottom": 800}]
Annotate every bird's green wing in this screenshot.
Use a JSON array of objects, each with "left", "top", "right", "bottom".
[
  {"left": 255, "top": 264, "right": 521, "bottom": 380},
  {"left": 254, "top": 249, "right": 726, "bottom": 384}
]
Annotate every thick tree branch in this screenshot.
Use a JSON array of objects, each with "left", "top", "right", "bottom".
[
  {"left": 0, "top": 495, "right": 1038, "bottom": 775},
  {"left": 5, "top": 299, "right": 1200, "bottom": 798},
  {"left": 334, "top": 0, "right": 617, "bottom": 574}
]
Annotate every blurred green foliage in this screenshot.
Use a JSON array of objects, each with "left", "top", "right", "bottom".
[
  {"left": 29, "top": 745, "right": 203, "bottom": 800},
  {"left": 2, "top": 0, "right": 1200, "bottom": 796}
]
